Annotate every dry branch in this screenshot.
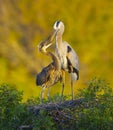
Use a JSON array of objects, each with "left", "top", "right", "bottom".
[{"left": 28, "top": 98, "right": 84, "bottom": 115}]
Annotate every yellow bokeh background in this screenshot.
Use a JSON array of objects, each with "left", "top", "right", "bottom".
[{"left": 0, "top": 0, "right": 113, "bottom": 100}]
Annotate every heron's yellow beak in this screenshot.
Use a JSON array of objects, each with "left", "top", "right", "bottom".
[{"left": 38, "top": 29, "right": 57, "bottom": 52}]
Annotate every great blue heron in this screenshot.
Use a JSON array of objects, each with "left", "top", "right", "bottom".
[
  {"left": 36, "top": 38, "right": 62, "bottom": 99},
  {"left": 41, "top": 21, "right": 79, "bottom": 99},
  {"left": 53, "top": 21, "right": 79, "bottom": 99}
]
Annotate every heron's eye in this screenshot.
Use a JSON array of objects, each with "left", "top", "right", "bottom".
[
  {"left": 54, "top": 21, "right": 61, "bottom": 29},
  {"left": 56, "top": 21, "right": 61, "bottom": 27}
]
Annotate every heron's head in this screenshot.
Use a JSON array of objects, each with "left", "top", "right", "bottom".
[
  {"left": 38, "top": 30, "right": 57, "bottom": 53},
  {"left": 38, "top": 41, "right": 49, "bottom": 53},
  {"left": 53, "top": 21, "right": 65, "bottom": 35}
]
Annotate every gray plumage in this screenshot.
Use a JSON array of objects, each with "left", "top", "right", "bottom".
[{"left": 54, "top": 21, "right": 79, "bottom": 80}]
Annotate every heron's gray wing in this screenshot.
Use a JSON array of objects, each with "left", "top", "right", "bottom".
[{"left": 63, "top": 41, "right": 79, "bottom": 70}]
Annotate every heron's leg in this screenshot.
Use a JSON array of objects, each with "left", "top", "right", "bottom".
[
  {"left": 41, "top": 87, "right": 45, "bottom": 101},
  {"left": 47, "top": 87, "right": 51, "bottom": 101},
  {"left": 71, "top": 78, "right": 74, "bottom": 100},
  {"left": 61, "top": 70, "right": 65, "bottom": 99}
]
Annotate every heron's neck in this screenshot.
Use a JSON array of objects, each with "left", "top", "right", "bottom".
[
  {"left": 47, "top": 52, "right": 60, "bottom": 70},
  {"left": 56, "top": 33, "right": 63, "bottom": 48}
]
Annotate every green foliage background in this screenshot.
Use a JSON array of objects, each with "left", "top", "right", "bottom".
[
  {"left": 0, "top": 0, "right": 113, "bottom": 100},
  {"left": 0, "top": 79, "right": 113, "bottom": 130}
]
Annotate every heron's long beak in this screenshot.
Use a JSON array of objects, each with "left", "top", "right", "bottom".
[{"left": 38, "top": 29, "right": 57, "bottom": 52}]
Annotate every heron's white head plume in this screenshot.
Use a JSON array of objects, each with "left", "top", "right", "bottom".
[{"left": 53, "top": 21, "right": 65, "bottom": 35}]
